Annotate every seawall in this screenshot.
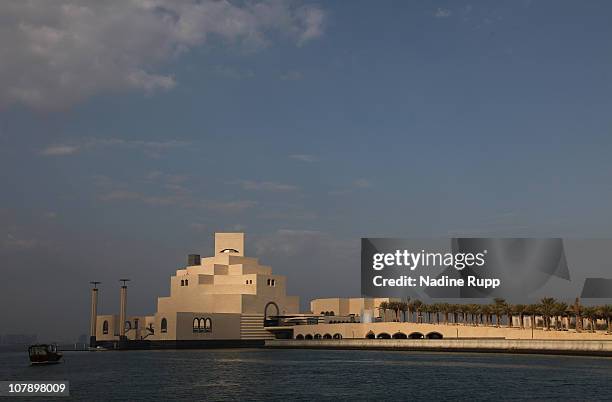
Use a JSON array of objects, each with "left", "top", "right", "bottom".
[{"left": 265, "top": 339, "right": 612, "bottom": 357}]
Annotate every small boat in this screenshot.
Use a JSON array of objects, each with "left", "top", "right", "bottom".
[{"left": 28, "top": 344, "right": 63, "bottom": 365}]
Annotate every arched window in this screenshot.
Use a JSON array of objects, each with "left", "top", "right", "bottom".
[
  {"left": 125, "top": 321, "right": 132, "bottom": 331},
  {"left": 102, "top": 320, "right": 109, "bottom": 335},
  {"left": 181, "top": 279, "right": 184, "bottom": 286},
  {"left": 185, "top": 279, "right": 188, "bottom": 286},
  {"left": 193, "top": 318, "right": 200, "bottom": 333},
  {"left": 161, "top": 318, "right": 168, "bottom": 333},
  {"left": 134, "top": 319, "right": 139, "bottom": 329},
  {"left": 204, "top": 317, "right": 212, "bottom": 332}
]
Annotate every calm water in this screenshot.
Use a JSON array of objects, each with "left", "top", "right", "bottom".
[{"left": 2, "top": 349, "right": 612, "bottom": 401}]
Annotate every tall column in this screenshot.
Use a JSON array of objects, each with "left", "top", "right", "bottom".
[
  {"left": 119, "top": 279, "right": 130, "bottom": 339},
  {"left": 89, "top": 281, "right": 100, "bottom": 348}
]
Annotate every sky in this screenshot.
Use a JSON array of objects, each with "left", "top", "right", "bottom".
[{"left": 1, "top": 0, "right": 612, "bottom": 341}]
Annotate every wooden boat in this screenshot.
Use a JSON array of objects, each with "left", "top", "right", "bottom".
[{"left": 28, "top": 344, "right": 63, "bottom": 365}]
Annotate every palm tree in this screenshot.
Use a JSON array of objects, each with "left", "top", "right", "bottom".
[
  {"left": 492, "top": 298, "right": 506, "bottom": 327},
  {"left": 582, "top": 306, "right": 599, "bottom": 332},
  {"left": 598, "top": 305, "right": 612, "bottom": 334},
  {"left": 398, "top": 301, "right": 408, "bottom": 322},
  {"left": 539, "top": 297, "right": 557, "bottom": 330},
  {"left": 513, "top": 304, "right": 527, "bottom": 329},
  {"left": 502, "top": 302, "right": 514, "bottom": 328},
  {"left": 525, "top": 304, "right": 540, "bottom": 329},
  {"left": 480, "top": 305, "right": 491, "bottom": 326},
  {"left": 441, "top": 303, "right": 451, "bottom": 325},
  {"left": 569, "top": 298, "right": 584, "bottom": 332},
  {"left": 378, "top": 301, "right": 388, "bottom": 322},
  {"left": 554, "top": 302, "right": 568, "bottom": 330},
  {"left": 412, "top": 300, "right": 423, "bottom": 323}
]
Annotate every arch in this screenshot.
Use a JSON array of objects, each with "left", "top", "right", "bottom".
[
  {"left": 193, "top": 318, "right": 200, "bottom": 333},
  {"left": 408, "top": 332, "right": 424, "bottom": 339},
  {"left": 124, "top": 321, "right": 132, "bottom": 331},
  {"left": 365, "top": 331, "right": 375, "bottom": 339},
  {"left": 314, "top": 334, "right": 322, "bottom": 339},
  {"left": 220, "top": 248, "right": 239, "bottom": 254},
  {"left": 264, "top": 302, "right": 279, "bottom": 320},
  {"left": 392, "top": 332, "right": 407, "bottom": 339},
  {"left": 204, "top": 317, "right": 212, "bottom": 332},
  {"left": 426, "top": 332, "right": 443, "bottom": 339},
  {"left": 102, "top": 320, "right": 109, "bottom": 335},
  {"left": 333, "top": 333, "right": 342, "bottom": 339},
  {"left": 377, "top": 332, "right": 391, "bottom": 339},
  {"left": 323, "top": 333, "right": 332, "bottom": 339},
  {"left": 305, "top": 334, "right": 313, "bottom": 340},
  {"left": 161, "top": 318, "right": 168, "bottom": 333},
  {"left": 296, "top": 334, "right": 304, "bottom": 340}
]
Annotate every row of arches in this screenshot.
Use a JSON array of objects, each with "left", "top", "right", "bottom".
[
  {"left": 192, "top": 317, "right": 213, "bottom": 333},
  {"left": 365, "top": 331, "right": 443, "bottom": 339},
  {"left": 296, "top": 333, "right": 343, "bottom": 340},
  {"left": 294, "top": 331, "right": 443, "bottom": 340}
]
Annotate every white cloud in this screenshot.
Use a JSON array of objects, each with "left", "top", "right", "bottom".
[
  {"left": 353, "top": 178, "right": 372, "bottom": 188},
  {"left": 39, "top": 138, "right": 189, "bottom": 157},
  {"left": 40, "top": 145, "right": 80, "bottom": 156},
  {"left": 280, "top": 71, "right": 304, "bottom": 81},
  {"left": 289, "top": 154, "right": 317, "bottom": 162},
  {"left": 434, "top": 8, "right": 452, "bottom": 18},
  {"left": 239, "top": 180, "right": 298, "bottom": 192},
  {"left": 1, "top": 0, "right": 325, "bottom": 110}
]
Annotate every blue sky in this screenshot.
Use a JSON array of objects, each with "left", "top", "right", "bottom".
[{"left": 1, "top": 0, "right": 611, "bottom": 340}]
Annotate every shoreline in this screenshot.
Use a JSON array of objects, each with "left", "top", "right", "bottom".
[{"left": 265, "top": 339, "right": 612, "bottom": 357}]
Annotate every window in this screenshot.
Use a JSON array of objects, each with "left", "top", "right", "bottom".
[
  {"left": 267, "top": 279, "right": 270, "bottom": 286},
  {"left": 102, "top": 320, "right": 109, "bottom": 335},
  {"left": 125, "top": 321, "right": 131, "bottom": 331},
  {"left": 267, "top": 278, "right": 276, "bottom": 287},
  {"left": 204, "top": 317, "right": 212, "bottom": 333},
  {"left": 185, "top": 279, "right": 188, "bottom": 286},
  {"left": 193, "top": 318, "right": 200, "bottom": 333},
  {"left": 134, "top": 319, "right": 139, "bottom": 329},
  {"left": 180, "top": 280, "right": 184, "bottom": 286},
  {"left": 161, "top": 318, "right": 168, "bottom": 333}
]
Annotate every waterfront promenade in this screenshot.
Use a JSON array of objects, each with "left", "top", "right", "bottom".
[{"left": 266, "top": 338, "right": 612, "bottom": 356}]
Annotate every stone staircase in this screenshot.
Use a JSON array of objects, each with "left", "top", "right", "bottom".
[{"left": 240, "top": 314, "right": 274, "bottom": 340}]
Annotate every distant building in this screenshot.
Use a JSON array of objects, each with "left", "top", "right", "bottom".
[{"left": 94, "top": 233, "right": 299, "bottom": 346}]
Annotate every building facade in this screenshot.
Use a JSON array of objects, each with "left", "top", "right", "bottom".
[{"left": 95, "top": 233, "right": 299, "bottom": 346}]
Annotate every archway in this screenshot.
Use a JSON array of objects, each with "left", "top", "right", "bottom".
[
  {"left": 305, "top": 334, "right": 313, "bottom": 340},
  {"left": 296, "top": 334, "right": 304, "bottom": 340},
  {"left": 323, "top": 333, "right": 332, "bottom": 339},
  {"left": 426, "top": 332, "right": 443, "bottom": 339},
  {"left": 392, "top": 332, "right": 407, "bottom": 339},
  {"left": 408, "top": 332, "right": 424, "bottom": 339},
  {"left": 365, "top": 331, "right": 375, "bottom": 339},
  {"left": 333, "top": 333, "right": 342, "bottom": 339},
  {"left": 314, "top": 334, "right": 322, "bottom": 339},
  {"left": 377, "top": 333, "right": 391, "bottom": 339},
  {"left": 264, "top": 302, "right": 280, "bottom": 326}
]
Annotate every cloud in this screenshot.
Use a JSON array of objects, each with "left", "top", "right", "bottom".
[
  {"left": 213, "top": 65, "right": 255, "bottom": 80},
  {"left": 95, "top": 173, "right": 256, "bottom": 213},
  {"left": 239, "top": 180, "right": 298, "bottom": 192},
  {"left": 2, "top": 233, "right": 38, "bottom": 251},
  {"left": 353, "top": 178, "right": 372, "bottom": 188},
  {"left": 434, "top": 8, "right": 452, "bottom": 18},
  {"left": 289, "top": 154, "right": 317, "bottom": 162},
  {"left": 40, "top": 145, "right": 80, "bottom": 156},
  {"left": 0, "top": 0, "right": 326, "bottom": 110},
  {"left": 280, "top": 71, "right": 304, "bottom": 81},
  {"left": 39, "top": 138, "right": 189, "bottom": 157}
]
